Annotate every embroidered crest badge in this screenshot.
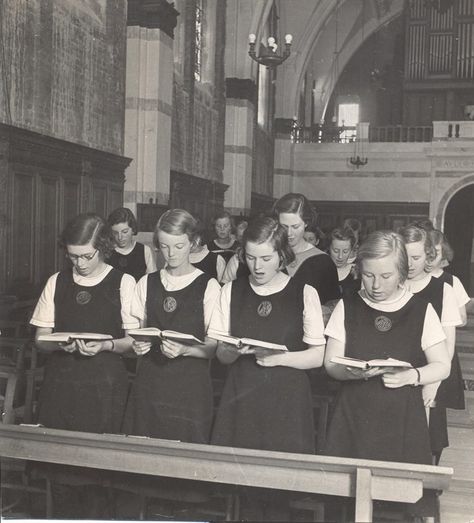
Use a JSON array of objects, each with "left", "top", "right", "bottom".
[
  {"left": 374, "top": 315, "right": 392, "bottom": 332},
  {"left": 257, "top": 300, "right": 272, "bottom": 317},
  {"left": 76, "top": 290, "right": 92, "bottom": 305},
  {"left": 163, "top": 296, "right": 177, "bottom": 313}
]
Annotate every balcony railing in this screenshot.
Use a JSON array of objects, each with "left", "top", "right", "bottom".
[
  {"left": 369, "top": 126, "right": 433, "bottom": 143},
  {"left": 291, "top": 124, "right": 433, "bottom": 144}
]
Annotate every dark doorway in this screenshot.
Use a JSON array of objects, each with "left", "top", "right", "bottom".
[{"left": 444, "top": 184, "right": 474, "bottom": 295}]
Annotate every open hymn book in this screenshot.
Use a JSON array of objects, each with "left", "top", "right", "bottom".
[
  {"left": 37, "top": 332, "right": 113, "bottom": 343},
  {"left": 208, "top": 332, "right": 288, "bottom": 352},
  {"left": 127, "top": 327, "right": 204, "bottom": 344},
  {"left": 330, "top": 356, "right": 412, "bottom": 370}
]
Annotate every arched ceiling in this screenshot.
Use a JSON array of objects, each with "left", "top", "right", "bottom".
[{"left": 273, "top": 0, "right": 405, "bottom": 121}]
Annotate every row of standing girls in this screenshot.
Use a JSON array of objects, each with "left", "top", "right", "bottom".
[{"left": 29, "top": 194, "right": 465, "bottom": 520}]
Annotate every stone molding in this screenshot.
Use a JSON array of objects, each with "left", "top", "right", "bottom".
[{"left": 127, "top": 0, "right": 179, "bottom": 38}]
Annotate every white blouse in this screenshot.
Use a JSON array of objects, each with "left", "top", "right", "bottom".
[
  {"left": 405, "top": 274, "right": 462, "bottom": 327},
  {"left": 132, "top": 268, "right": 221, "bottom": 331},
  {"left": 30, "top": 265, "right": 139, "bottom": 330},
  {"left": 325, "top": 287, "right": 446, "bottom": 350},
  {"left": 209, "top": 273, "right": 326, "bottom": 347}
]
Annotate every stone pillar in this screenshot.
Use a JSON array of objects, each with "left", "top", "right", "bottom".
[
  {"left": 124, "top": 0, "right": 179, "bottom": 215},
  {"left": 273, "top": 118, "right": 295, "bottom": 198},
  {"left": 223, "top": 78, "right": 256, "bottom": 215}
]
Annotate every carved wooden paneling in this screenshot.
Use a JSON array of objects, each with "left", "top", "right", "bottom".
[
  {"left": 0, "top": 123, "right": 131, "bottom": 300},
  {"left": 456, "top": 20, "right": 474, "bottom": 78}
]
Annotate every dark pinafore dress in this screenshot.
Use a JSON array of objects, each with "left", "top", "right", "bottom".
[
  {"left": 192, "top": 251, "right": 219, "bottom": 279},
  {"left": 434, "top": 271, "right": 465, "bottom": 410},
  {"left": 36, "top": 268, "right": 129, "bottom": 493},
  {"left": 124, "top": 271, "right": 214, "bottom": 443},
  {"left": 108, "top": 242, "right": 147, "bottom": 281},
  {"left": 211, "top": 277, "right": 315, "bottom": 454},
  {"left": 285, "top": 249, "right": 341, "bottom": 305},
  {"left": 415, "top": 276, "right": 463, "bottom": 454},
  {"left": 324, "top": 293, "right": 432, "bottom": 464},
  {"left": 38, "top": 268, "right": 128, "bottom": 434},
  {"left": 207, "top": 239, "right": 239, "bottom": 264},
  {"left": 338, "top": 267, "right": 361, "bottom": 299}
]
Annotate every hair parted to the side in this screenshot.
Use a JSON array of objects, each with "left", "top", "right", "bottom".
[
  {"left": 356, "top": 230, "right": 409, "bottom": 283},
  {"left": 399, "top": 223, "right": 436, "bottom": 263},
  {"left": 429, "top": 229, "right": 454, "bottom": 263},
  {"left": 410, "top": 218, "right": 434, "bottom": 232},
  {"left": 272, "top": 193, "right": 316, "bottom": 229},
  {"left": 239, "top": 216, "right": 295, "bottom": 269},
  {"left": 330, "top": 226, "right": 358, "bottom": 249},
  {"left": 107, "top": 207, "right": 138, "bottom": 234},
  {"left": 59, "top": 213, "right": 115, "bottom": 259},
  {"left": 153, "top": 209, "right": 198, "bottom": 249}
]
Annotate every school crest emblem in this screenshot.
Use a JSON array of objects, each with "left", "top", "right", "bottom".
[
  {"left": 257, "top": 300, "right": 272, "bottom": 317},
  {"left": 76, "top": 290, "right": 92, "bottom": 305},
  {"left": 163, "top": 296, "right": 177, "bottom": 312},
  {"left": 374, "top": 315, "right": 392, "bottom": 332}
]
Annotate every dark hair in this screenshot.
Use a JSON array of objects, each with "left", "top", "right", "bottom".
[
  {"left": 272, "top": 193, "right": 316, "bottom": 229},
  {"left": 399, "top": 224, "right": 436, "bottom": 262},
  {"left": 429, "top": 229, "right": 454, "bottom": 263},
  {"left": 356, "top": 230, "right": 409, "bottom": 283},
  {"left": 107, "top": 207, "right": 138, "bottom": 234},
  {"left": 410, "top": 218, "right": 434, "bottom": 231},
  {"left": 212, "top": 210, "right": 235, "bottom": 231},
  {"left": 59, "top": 213, "right": 115, "bottom": 259},
  {"left": 153, "top": 209, "right": 198, "bottom": 249},
  {"left": 330, "top": 226, "right": 357, "bottom": 249},
  {"left": 239, "top": 216, "right": 295, "bottom": 269}
]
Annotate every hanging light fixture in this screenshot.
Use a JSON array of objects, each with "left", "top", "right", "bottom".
[{"left": 248, "top": 33, "right": 292, "bottom": 69}]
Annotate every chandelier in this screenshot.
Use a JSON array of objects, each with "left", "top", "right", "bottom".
[{"left": 248, "top": 34, "right": 293, "bottom": 69}]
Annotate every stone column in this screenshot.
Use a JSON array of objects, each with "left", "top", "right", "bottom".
[
  {"left": 124, "top": 0, "right": 179, "bottom": 215},
  {"left": 273, "top": 118, "right": 295, "bottom": 198},
  {"left": 223, "top": 78, "right": 256, "bottom": 215}
]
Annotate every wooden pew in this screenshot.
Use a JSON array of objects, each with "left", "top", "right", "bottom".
[{"left": 0, "top": 424, "right": 453, "bottom": 522}]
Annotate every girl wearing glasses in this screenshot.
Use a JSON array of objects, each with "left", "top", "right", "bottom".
[{"left": 30, "top": 213, "right": 137, "bottom": 518}]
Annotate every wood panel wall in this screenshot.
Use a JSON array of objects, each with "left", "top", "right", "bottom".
[{"left": 0, "top": 123, "right": 130, "bottom": 300}]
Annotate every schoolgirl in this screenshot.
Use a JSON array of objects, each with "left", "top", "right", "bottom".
[
  {"left": 210, "top": 216, "right": 326, "bottom": 454},
  {"left": 31, "top": 213, "right": 137, "bottom": 517},
  {"left": 207, "top": 210, "right": 239, "bottom": 264},
  {"left": 328, "top": 226, "right": 361, "bottom": 298},
  {"left": 324, "top": 231, "right": 450, "bottom": 520},
  {"left": 273, "top": 193, "right": 340, "bottom": 306},
  {"left": 400, "top": 224, "right": 462, "bottom": 462},
  {"left": 107, "top": 207, "right": 157, "bottom": 281},
  {"left": 124, "top": 209, "right": 220, "bottom": 443}
]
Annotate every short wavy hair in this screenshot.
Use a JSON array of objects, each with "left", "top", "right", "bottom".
[
  {"left": 429, "top": 229, "right": 454, "bottom": 263},
  {"left": 239, "top": 216, "right": 295, "bottom": 269},
  {"left": 107, "top": 207, "right": 138, "bottom": 235},
  {"left": 356, "top": 230, "right": 409, "bottom": 283},
  {"left": 59, "top": 213, "right": 115, "bottom": 259},
  {"left": 399, "top": 224, "right": 436, "bottom": 263},
  {"left": 211, "top": 210, "right": 235, "bottom": 232},
  {"left": 272, "top": 193, "right": 317, "bottom": 229},
  {"left": 153, "top": 209, "right": 198, "bottom": 249},
  {"left": 330, "top": 226, "right": 358, "bottom": 249}
]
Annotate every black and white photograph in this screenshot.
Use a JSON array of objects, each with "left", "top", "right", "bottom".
[{"left": 0, "top": 0, "right": 473, "bottom": 521}]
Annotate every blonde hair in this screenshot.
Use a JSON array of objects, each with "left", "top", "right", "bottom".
[
  {"left": 357, "top": 230, "right": 409, "bottom": 283},
  {"left": 153, "top": 209, "right": 198, "bottom": 249}
]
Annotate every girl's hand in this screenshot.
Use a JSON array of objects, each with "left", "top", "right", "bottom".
[
  {"left": 422, "top": 382, "right": 440, "bottom": 407},
  {"left": 58, "top": 341, "right": 77, "bottom": 353},
  {"left": 76, "top": 339, "right": 106, "bottom": 356},
  {"left": 382, "top": 368, "right": 417, "bottom": 388},
  {"left": 346, "top": 366, "right": 386, "bottom": 380},
  {"left": 132, "top": 339, "right": 152, "bottom": 356},
  {"left": 255, "top": 349, "right": 285, "bottom": 367},
  {"left": 161, "top": 339, "right": 187, "bottom": 359},
  {"left": 238, "top": 344, "right": 256, "bottom": 355}
]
